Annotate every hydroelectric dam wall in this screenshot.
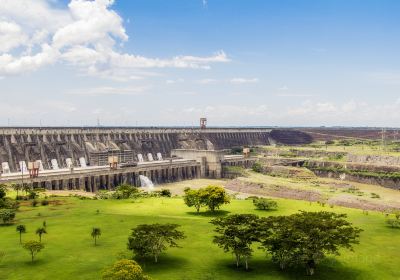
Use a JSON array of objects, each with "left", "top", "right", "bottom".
[{"left": 0, "top": 127, "right": 311, "bottom": 173}]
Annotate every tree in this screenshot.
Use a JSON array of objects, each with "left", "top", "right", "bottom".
[
  {"left": 23, "top": 240, "right": 44, "bottom": 262},
  {"left": 253, "top": 198, "right": 277, "bottom": 211},
  {"left": 211, "top": 214, "right": 260, "bottom": 270},
  {"left": 0, "top": 209, "right": 16, "bottom": 224},
  {"left": 91, "top": 227, "right": 101, "bottom": 246},
  {"left": 259, "top": 211, "right": 362, "bottom": 275},
  {"left": 102, "top": 259, "right": 151, "bottom": 280},
  {"left": 127, "top": 223, "right": 185, "bottom": 263},
  {"left": 16, "top": 224, "right": 26, "bottom": 244},
  {"left": 183, "top": 188, "right": 203, "bottom": 212},
  {"left": 201, "top": 185, "right": 230, "bottom": 212},
  {"left": 36, "top": 227, "right": 47, "bottom": 242}
]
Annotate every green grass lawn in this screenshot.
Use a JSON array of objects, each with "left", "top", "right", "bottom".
[{"left": 0, "top": 196, "right": 399, "bottom": 280}]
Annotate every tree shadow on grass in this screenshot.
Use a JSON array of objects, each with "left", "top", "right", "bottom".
[
  {"left": 0, "top": 223, "right": 15, "bottom": 227},
  {"left": 186, "top": 210, "right": 230, "bottom": 218},
  {"left": 211, "top": 257, "right": 363, "bottom": 280},
  {"left": 138, "top": 254, "right": 190, "bottom": 273}
]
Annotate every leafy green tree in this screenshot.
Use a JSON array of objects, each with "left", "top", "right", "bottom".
[
  {"left": 22, "top": 240, "right": 44, "bottom": 262},
  {"left": 91, "top": 227, "right": 101, "bottom": 246},
  {"left": 36, "top": 227, "right": 47, "bottom": 242},
  {"left": 211, "top": 214, "right": 260, "bottom": 270},
  {"left": 127, "top": 223, "right": 185, "bottom": 263},
  {"left": 201, "top": 185, "right": 230, "bottom": 212},
  {"left": 259, "top": 211, "right": 362, "bottom": 275},
  {"left": 102, "top": 259, "right": 151, "bottom": 280},
  {"left": 183, "top": 188, "right": 203, "bottom": 212},
  {"left": 0, "top": 209, "right": 16, "bottom": 224},
  {"left": 253, "top": 198, "right": 277, "bottom": 211},
  {"left": 16, "top": 224, "right": 26, "bottom": 244}
]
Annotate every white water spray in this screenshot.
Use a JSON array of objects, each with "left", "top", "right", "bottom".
[{"left": 139, "top": 175, "right": 154, "bottom": 191}]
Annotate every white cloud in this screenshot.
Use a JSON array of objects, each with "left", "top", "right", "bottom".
[
  {"left": 0, "top": 21, "right": 28, "bottom": 52},
  {"left": 230, "top": 78, "right": 259, "bottom": 84},
  {"left": 67, "top": 86, "right": 149, "bottom": 96},
  {"left": 197, "top": 78, "right": 218, "bottom": 84},
  {"left": 0, "top": 0, "right": 229, "bottom": 79},
  {"left": 166, "top": 78, "right": 184, "bottom": 84},
  {"left": 278, "top": 85, "right": 289, "bottom": 91}
]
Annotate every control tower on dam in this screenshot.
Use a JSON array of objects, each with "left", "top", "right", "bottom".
[{"left": 0, "top": 127, "right": 312, "bottom": 173}]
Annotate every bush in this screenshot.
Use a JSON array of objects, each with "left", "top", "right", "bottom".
[
  {"left": 370, "top": 193, "right": 380, "bottom": 199},
  {"left": 28, "top": 191, "right": 38, "bottom": 200},
  {"left": 0, "top": 198, "right": 19, "bottom": 210},
  {"left": 325, "top": 140, "right": 335, "bottom": 145},
  {"left": 16, "top": 195, "right": 29, "bottom": 201},
  {"left": 31, "top": 200, "right": 38, "bottom": 207},
  {"left": 387, "top": 219, "right": 400, "bottom": 228},
  {"left": 95, "top": 190, "right": 112, "bottom": 200},
  {"left": 160, "top": 189, "right": 172, "bottom": 197},
  {"left": 41, "top": 200, "right": 49, "bottom": 206},
  {"left": 252, "top": 162, "right": 263, "bottom": 173},
  {"left": 114, "top": 184, "right": 139, "bottom": 199},
  {"left": 0, "top": 209, "right": 16, "bottom": 224},
  {"left": 253, "top": 198, "right": 277, "bottom": 210},
  {"left": 102, "top": 259, "right": 151, "bottom": 280}
]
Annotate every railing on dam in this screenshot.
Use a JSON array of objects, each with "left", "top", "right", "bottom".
[{"left": 0, "top": 127, "right": 272, "bottom": 135}]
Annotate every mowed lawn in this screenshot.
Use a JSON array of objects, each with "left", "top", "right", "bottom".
[{"left": 0, "top": 196, "right": 399, "bottom": 280}]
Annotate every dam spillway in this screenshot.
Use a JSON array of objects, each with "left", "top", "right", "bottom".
[{"left": 0, "top": 127, "right": 312, "bottom": 173}]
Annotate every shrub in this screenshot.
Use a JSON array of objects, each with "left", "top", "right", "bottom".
[
  {"left": 252, "top": 162, "right": 263, "bottom": 173},
  {"left": 370, "top": 193, "right": 380, "bottom": 199},
  {"left": 0, "top": 209, "right": 16, "bottom": 224},
  {"left": 31, "top": 200, "right": 38, "bottom": 207},
  {"left": 253, "top": 198, "right": 277, "bottom": 210},
  {"left": 387, "top": 219, "right": 400, "bottom": 228},
  {"left": 41, "top": 200, "right": 49, "bottom": 206},
  {"left": 160, "top": 189, "right": 172, "bottom": 197},
  {"left": 102, "top": 259, "right": 151, "bottom": 280},
  {"left": 95, "top": 190, "right": 112, "bottom": 200},
  {"left": 28, "top": 190, "right": 38, "bottom": 200},
  {"left": 0, "top": 198, "right": 19, "bottom": 210},
  {"left": 114, "top": 184, "right": 139, "bottom": 199}
]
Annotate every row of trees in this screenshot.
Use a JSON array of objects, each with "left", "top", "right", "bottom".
[
  {"left": 211, "top": 211, "right": 362, "bottom": 275},
  {"left": 183, "top": 185, "right": 230, "bottom": 212}
]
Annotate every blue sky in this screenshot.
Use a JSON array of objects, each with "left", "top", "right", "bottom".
[{"left": 1, "top": 0, "right": 400, "bottom": 127}]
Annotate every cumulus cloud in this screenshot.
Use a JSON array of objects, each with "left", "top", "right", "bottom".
[
  {"left": 230, "top": 78, "right": 259, "bottom": 84},
  {"left": 0, "top": 0, "right": 229, "bottom": 79}
]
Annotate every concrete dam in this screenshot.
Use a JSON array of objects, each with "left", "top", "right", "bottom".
[{"left": 0, "top": 127, "right": 311, "bottom": 173}]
